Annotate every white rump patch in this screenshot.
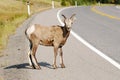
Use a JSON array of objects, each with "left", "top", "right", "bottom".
[{"left": 26, "top": 25, "right": 35, "bottom": 37}]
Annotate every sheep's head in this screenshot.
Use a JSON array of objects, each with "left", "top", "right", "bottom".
[{"left": 62, "top": 14, "right": 76, "bottom": 31}]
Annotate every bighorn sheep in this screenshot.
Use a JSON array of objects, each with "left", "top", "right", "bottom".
[{"left": 25, "top": 14, "right": 76, "bottom": 69}]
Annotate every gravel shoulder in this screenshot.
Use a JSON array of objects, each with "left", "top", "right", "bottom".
[{"left": 0, "top": 12, "right": 36, "bottom": 80}]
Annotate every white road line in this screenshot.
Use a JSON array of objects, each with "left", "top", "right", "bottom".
[
  {"left": 116, "top": 6, "right": 120, "bottom": 9},
  {"left": 57, "top": 7, "right": 120, "bottom": 70}
]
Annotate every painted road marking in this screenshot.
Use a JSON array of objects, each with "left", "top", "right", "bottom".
[
  {"left": 91, "top": 6, "right": 120, "bottom": 20},
  {"left": 57, "top": 7, "right": 120, "bottom": 69}
]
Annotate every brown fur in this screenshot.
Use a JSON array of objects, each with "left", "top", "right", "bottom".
[
  {"left": 31, "top": 24, "right": 69, "bottom": 47},
  {"left": 25, "top": 14, "right": 76, "bottom": 69}
]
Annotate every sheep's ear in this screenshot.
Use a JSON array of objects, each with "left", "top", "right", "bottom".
[
  {"left": 70, "top": 14, "right": 76, "bottom": 22},
  {"left": 62, "top": 14, "right": 66, "bottom": 19}
]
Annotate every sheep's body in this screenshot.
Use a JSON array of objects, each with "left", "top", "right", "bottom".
[
  {"left": 25, "top": 14, "right": 76, "bottom": 69},
  {"left": 26, "top": 24, "right": 69, "bottom": 47}
]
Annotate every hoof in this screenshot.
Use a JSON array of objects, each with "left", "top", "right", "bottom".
[
  {"left": 30, "top": 65, "right": 36, "bottom": 69},
  {"left": 35, "top": 66, "right": 41, "bottom": 70},
  {"left": 52, "top": 64, "right": 57, "bottom": 69},
  {"left": 61, "top": 64, "right": 65, "bottom": 68},
  {"left": 30, "top": 65, "right": 41, "bottom": 70}
]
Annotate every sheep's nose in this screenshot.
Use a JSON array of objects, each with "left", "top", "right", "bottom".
[{"left": 67, "top": 27, "right": 71, "bottom": 31}]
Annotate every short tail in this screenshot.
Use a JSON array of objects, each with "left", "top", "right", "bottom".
[{"left": 25, "top": 28, "right": 29, "bottom": 39}]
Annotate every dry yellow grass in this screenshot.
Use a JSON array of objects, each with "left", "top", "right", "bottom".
[{"left": 0, "top": 0, "right": 27, "bottom": 50}]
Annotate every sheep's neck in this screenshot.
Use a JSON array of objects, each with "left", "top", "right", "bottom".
[{"left": 62, "top": 26, "right": 70, "bottom": 39}]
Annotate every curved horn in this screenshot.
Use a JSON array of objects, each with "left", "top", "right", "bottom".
[
  {"left": 62, "top": 14, "right": 66, "bottom": 19},
  {"left": 70, "top": 14, "right": 76, "bottom": 19}
]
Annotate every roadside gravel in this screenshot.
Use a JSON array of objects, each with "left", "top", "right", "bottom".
[{"left": 0, "top": 12, "right": 36, "bottom": 80}]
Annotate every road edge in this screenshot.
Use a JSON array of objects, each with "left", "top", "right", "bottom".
[{"left": 57, "top": 6, "right": 120, "bottom": 70}]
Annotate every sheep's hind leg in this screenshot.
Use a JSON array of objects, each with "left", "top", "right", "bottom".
[
  {"left": 28, "top": 41, "right": 36, "bottom": 69},
  {"left": 28, "top": 50, "right": 36, "bottom": 69},
  {"left": 31, "top": 44, "right": 41, "bottom": 69}
]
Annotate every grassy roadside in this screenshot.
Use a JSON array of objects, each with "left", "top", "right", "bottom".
[
  {"left": 0, "top": 0, "right": 27, "bottom": 53},
  {"left": 0, "top": 0, "right": 60, "bottom": 55}
]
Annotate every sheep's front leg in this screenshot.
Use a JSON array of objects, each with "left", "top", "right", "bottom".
[
  {"left": 53, "top": 46, "right": 58, "bottom": 69},
  {"left": 60, "top": 48, "right": 65, "bottom": 68}
]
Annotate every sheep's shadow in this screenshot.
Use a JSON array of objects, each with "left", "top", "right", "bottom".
[{"left": 4, "top": 62, "right": 52, "bottom": 69}]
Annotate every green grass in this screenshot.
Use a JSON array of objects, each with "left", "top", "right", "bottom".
[{"left": 0, "top": 0, "right": 61, "bottom": 53}]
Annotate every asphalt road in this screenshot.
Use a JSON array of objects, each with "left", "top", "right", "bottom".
[
  {"left": 60, "top": 6, "right": 120, "bottom": 64},
  {"left": 0, "top": 6, "right": 120, "bottom": 80}
]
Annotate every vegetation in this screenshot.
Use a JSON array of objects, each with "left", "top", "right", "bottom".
[
  {"left": 60, "top": 0, "right": 120, "bottom": 6},
  {"left": 0, "top": 0, "right": 27, "bottom": 50}
]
